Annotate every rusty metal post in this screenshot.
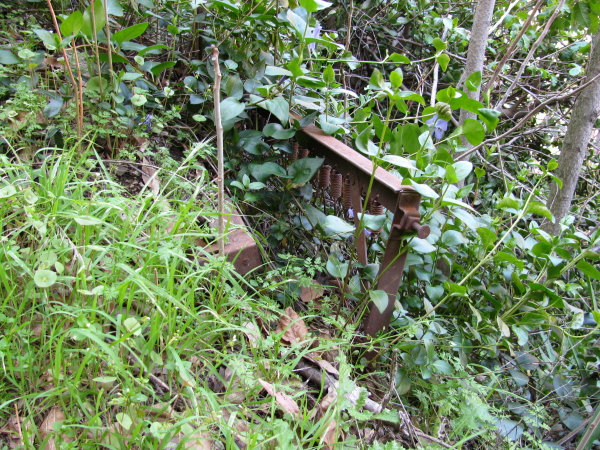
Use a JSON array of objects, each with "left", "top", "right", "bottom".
[{"left": 363, "top": 191, "right": 430, "bottom": 336}]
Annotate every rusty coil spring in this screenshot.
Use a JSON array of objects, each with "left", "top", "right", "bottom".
[
  {"left": 318, "top": 165, "right": 331, "bottom": 189},
  {"left": 330, "top": 170, "right": 342, "bottom": 199},
  {"left": 289, "top": 142, "right": 299, "bottom": 164},
  {"left": 298, "top": 147, "right": 309, "bottom": 159},
  {"left": 342, "top": 177, "right": 352, "bottom": 209},
  {"left": 370, "top": 196, "right": 384, "bottom": 215}
]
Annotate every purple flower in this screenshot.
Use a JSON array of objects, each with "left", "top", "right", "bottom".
[
  {"left": 426, "top": 115, "right": 448, "bottom": 140},
  {"left": 308, "top": 23, "right": 321, "bottom": 52}
]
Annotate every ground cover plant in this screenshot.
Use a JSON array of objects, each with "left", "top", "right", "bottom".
[{"left": 2, "top": 0, "right": 600, "bottom": 448}]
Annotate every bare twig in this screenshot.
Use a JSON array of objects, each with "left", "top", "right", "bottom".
[{"left": 211, "top": 46, "right": 225, "bottom": 257}]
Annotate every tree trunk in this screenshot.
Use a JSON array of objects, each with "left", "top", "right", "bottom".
[
  {"left": 456, "top": 0, "right": 496, "bottom": 164},
  {"left": 544, "top": 30, "right": 600, "bottom": 235}
]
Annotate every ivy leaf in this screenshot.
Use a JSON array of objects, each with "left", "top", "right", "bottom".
[
  {"left": 322, "top": 216, "right": 355, "bottom": 237},
  {"left": 288, "top": 158, "right": 324, "bottom": 185},
  {"left": 432, "top": 37, "right": 447, "bottom": 52},
  {"left": 370, "top": 290, "right": 389, "bottom": 314},
  {"left": 34, "top": 29, "right": 59, "bottom": 51},
  {"left": 326, "top": 255, "right": 349, "bottom": 278},
  {"left": 436, "top": 53, "right": 450, "bottom": 71},
  {"left": 220, "top": 97, "right": 245, "bottom": 122},
  {"left": 466, "top": 71, "right": 482, "bottom": 91},
  {"left": 0, "top": 50, "right": 20, "bottom": 65},
  {"left": 248, "top": 162, "right": 288, "bottom": 183},
  {"left": 262, "top": 123, "right": 295, "bottom": 140},
  {"left": 112, "top": 23, "right": 149, "bottom": 46},
  {"left": 460, "top": 118, "right": 486, "bottom": 145},
  {"left": 264, "top": 96, "right": 289, "bottom": 124},
  {"left": 60, "top": 10, "right": 84, "bottom": 36},
  {"left": 43, "top": 96, "right": 64, "bottom": 118},
  {"left": 478, "top": 108, "right": 501, "bottom": 132}
]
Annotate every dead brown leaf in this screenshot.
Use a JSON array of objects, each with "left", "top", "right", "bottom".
[
  {"left": 321, "top": 419, "right": 338, "bottom": 449},
  {"left": 299, "top": 281, "right": 325, "bottom": 302},
  {"left": 141, "top": 157, "right": 161, "bottom": 195},
  {"left": 39, "top": 407, "right": 70, "bottom": 449},
  {"left": 241, "top": 321, "right": 261, "bottom": 348},
  {"left": 276, "top": 307, "right": 310, "bottom": 344},
  {"left": 4, "top": 414, "right": 24, "bottom": 449},
  {"left": 182, "top": 429, "right": 213, "bottom": 449},
  {"left": 258, "top": 379, "right": 300, "bottom": 417}
]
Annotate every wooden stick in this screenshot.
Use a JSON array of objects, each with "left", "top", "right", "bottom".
[{"left": 211, "top": 45, "right": 225, "bottom": 257}]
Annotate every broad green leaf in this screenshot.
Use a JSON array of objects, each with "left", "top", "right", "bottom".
[
  {"left": 123, "top": 317, "right": 142, "bottom": 336},
  {"left": 576, "top": 260, "right": 600, "bottom": 281},
  {"left": 495, "top": 419, "right": 524, "bottom": 441},
  {"left": 436, "top": 53, "right": 450, "bottom": 71},
  {"left": 450, "top": 96, "right": 484, "bottom": 114},
  {"left": 497, "top": 196, "right": 521, "bottom": 210},
  {"left": 287, "top": 9, "right": 308, "bottom": 37},
  {"left": 116, "top": 413, "right": 133, "bottom": 431},
  {"left": 262, "top": 123, "right": 295, "bottom": 140},
  {"left": 220, "top": 97, "right": 245, "bottom": 122},
  {"left": 494, "top": 251, "right": 524, "bottom": 269},
  {"left": 34, "top": 29, "right": 59, "bottom": 50},
  {"left": 432, "top": 37, "right": 447, "bottom": 52},
  {"left": 370, "top": 290, "right": 389, "bottom": 314},
  {"left": 104, "top": 0, "right": 124, "bottom": 16},
  {"left": 60, "top": 10, "right": 84, "bottom": 36},
  {"left": 478, "top": 108, "right": 501, "bottom": 132},
  {"left": 394, "top": 91, "right": 425, "bottom": 105},
  {"left": 34, "top": 269, "right": 57, "bottom": 288},
  {"left": 0, "top": 185, "right": 17, "bottom": 198},
  {"left": 323, "top": 65, "right": 335, "bottom": 84},
  {"left": 326, "top": 255, "right": 349, "bottom": 278},
  {"left": 86, "top": 76, "right": 108, "bottom": 92},
  {"left": 0, "top": 50, "right": 20, "bottom": 65},
  {"left": 452, "top": 161, "right": 473, "bottom": 182},
  {"left": 460, "top": 118, "right": 485, "bottom": 145},
  {"left": 112, "top": 23, "right": 149, "bottom": 46},
  {"left": 288, "top": 157, "right": 324, "bottom": 185},
  {"left": 573, "top": 2, "right": 591, "bottom": 28},
  {"left": 445, "top": 164, "right": 458, "bottom": 183},
  {"left": 357, "top": 213, "right": 386, "bottom": 231},
  {"left": 265, "top": 66, "right": 293, "bottom": 77},
  {"left": 408, "top": 180, "right": 439, "bottom": 199},
  {"left": 43, "top": 96, "right": 64, "bottom": 118},
  {"left": 408, "top": 238, "right": 436, "bottom": 253},
  {"left": 526, "top": 201, "right": 553, "bottom": 220},
  {"left": 381, "top": 155, "right": 416, "bottom": 170},
  {"left": 263, "top": 96, "right": 289, "bottom": 123},
  {"left": 466, "top": 71, "right": 482, "bottom": 91},
  {"left": 432, "top": 359, "right": 454, "bottom": 374},
  {"left": 368, "top": 68, "right": 386, "bottom": 90},
  {"left": 390, "top": 68, "right": 403, "bottom": 88},
  {"left": 441, "top": 230, "right": 466, "bottom": 246},
  {"left": 81, "top": 0, "right": 106, "bottom": 38},
  {"left": 299, "top": 0, "right": 332, "bottom": 11},
  {"left": 426, "top": 284, "right": 444, "bottom": 301},
  {"left": 452, "top": 208, "right": 478, "bottom": 231},
  {"left": 444, "top": 281, "right": 467, "bottom": 296},
  {"left": 150, "top": 61, "right": 176, "bottom": 76},
  {"left": 322, "top": 215, "right": 355, "bottom": 236},
  {"left": 388, "top": 53, "right": 411, "bottom": 64}
]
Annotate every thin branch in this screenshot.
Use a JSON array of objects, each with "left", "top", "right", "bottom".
[{"left": 211, "top": 45, "right": 225, "bottom": 257}]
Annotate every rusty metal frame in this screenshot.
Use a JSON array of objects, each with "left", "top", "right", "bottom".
[{"left": 296, "top": 123, "right": 430, "bottom": 336}]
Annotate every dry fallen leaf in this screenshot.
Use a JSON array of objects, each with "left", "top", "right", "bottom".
[
  {"left": 321, "top": 419, "right": 338, "bottom": 449},
  {"left": 241, "top": 321, "right": 261, "bottom": 347},
  {"left": 39, "top": 407, "right": 70, "bottom": 450},
  {"left": 141, "top": 157, "right": 161, "bottom": 196},
  {"left": 182, "top": 429, "right": 213, "bottom": 449},
  {"left": 299, "top": 281, "right": 325, "bottom": 302},
  {"left": 276, "top": 307, "right": 310, "bottom": 344},
  {"left": 4, "top": 414, "right": 24, "bottom": 449},
  {"left": 258, "top": 379, "right": 300, "bottom": 417}
]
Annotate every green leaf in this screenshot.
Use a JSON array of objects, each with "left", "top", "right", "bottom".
[
  {"left": 322, "top": 215, "right": 355, "bottom": 237},
  {"left": 86, "top": 76, "right": 108, "bottom": 92},
  {"left": 573, "top": 2, "right": 591, "bottom": 28},
  {"left": 526, "top": 201, "right": 553, "bottom": 220},
  {"left": 368, "top": 68, "right": 386, "bottom": 90},
  {"left": 388, "top": 53, "right": 411, "bottom": 64},
  {"left": 370, "top": 290, "right": 389, "bottom": 314},
  {"left": 288, "top": 158, "right": 324, "bottom": 185},
  {"left": 116, "top": 413, "right": 133, "bottom": 431},
  {"left": 466, "top": 71, "right": 482, "bottom": 91},
  {"left": 150, "top": 61, "right": 176, "bottom": 76},
  {"left": 0, "top": 50, "right": 20, "bottom": 65},
  {"left": 81, "top": 0, "right": 106, "bottom": 38},
  {"left": 34, "top": 29, "right": 59, "bottom": 50},
  {"left": 577, "top": 260, "right": 600, "bottom": 281},
  {"left": 477, "top": 227, "right": 497, "bottom": 249},
  {"left": 74, "top": 216, "right": 104, "bottom": 226},
  {"left": 225, "top": 74, "right": 244, "bottom": 100},
  {"left": 432, "top": 37, "right": 447, "bottom": 52},
  {"left": 220, "top": 97, "right": 245, "bottom": 122},
  {"left": 436, "top": 53, "right": 450, "bottom": 71},
  {"left": 390, "top": 68, "right": 403, "bottom": 88},
  {"left": 452, "top": 161, "right": 473, "bottom": 182},
  {"left": 262, "top": 123, "right": 295, "bottom": 140},
  {"left": 394, "top": 91, "right": 425, "bottom": 105},
  {"left": 112, "top": 23, "right": 149, "bottom": 46},
  {"left": 460, "top": 118, "right": 486, "bottom": 145},
  {"left": 34, "top": 269, "right": 57, "bottom": 288},
  {"left": 60, "top": 10, "right": 84, "bottom": 36},
  {"left": 497, "top": 196, "right": 521, "bottom": 210},
  {"left": 408, "top": 180, "right": 439, "bottom": 199},
  {"left": 477, "top": 108, "right": 501, "bottom": 132},
  {"left": 357, "top": 213, "right": 386, "bottom": 231},
  {"left": 264, "top": 96, "right": 289, "bottom": 124},
  {"left": 326, "top": 256, "right": 349, "bottom": 278},
  {"left": 104, "top": 0, "right": 124, "bottom": 16},
  {"left": 445, "top": 164, "right": 458, "bottom": 183},
  {"left": 380, "top": 155, "right": 416, "bottom": 170},
  {"left": 323, "top": 65, "right": 335, "bottom": 84},
  {"left": 0, "top": 185, "right": 16, "bottom": 198},
  {"left": 432, "top": 359, "right": 454, "bottom": 374},
  {"left": 441, "top": 230, "right": 466, "bottom": 246},
  {"left": 494, "top": 251, "right": 524, "bottom": 270},
  {"left": 287, "top": 9, "right": 308, "bottom": 37},
  {"left": 43, "top": 96, "right": 64, "bottom": 118}
]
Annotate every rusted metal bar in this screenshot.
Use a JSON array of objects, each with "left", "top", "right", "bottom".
[{"left": 296, "top": 123, "right": 430, "bottom": 336}]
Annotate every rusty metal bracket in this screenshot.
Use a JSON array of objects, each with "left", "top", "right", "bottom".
[{"left": 296, "top": 121, "right": 430, "bottom": 336}]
